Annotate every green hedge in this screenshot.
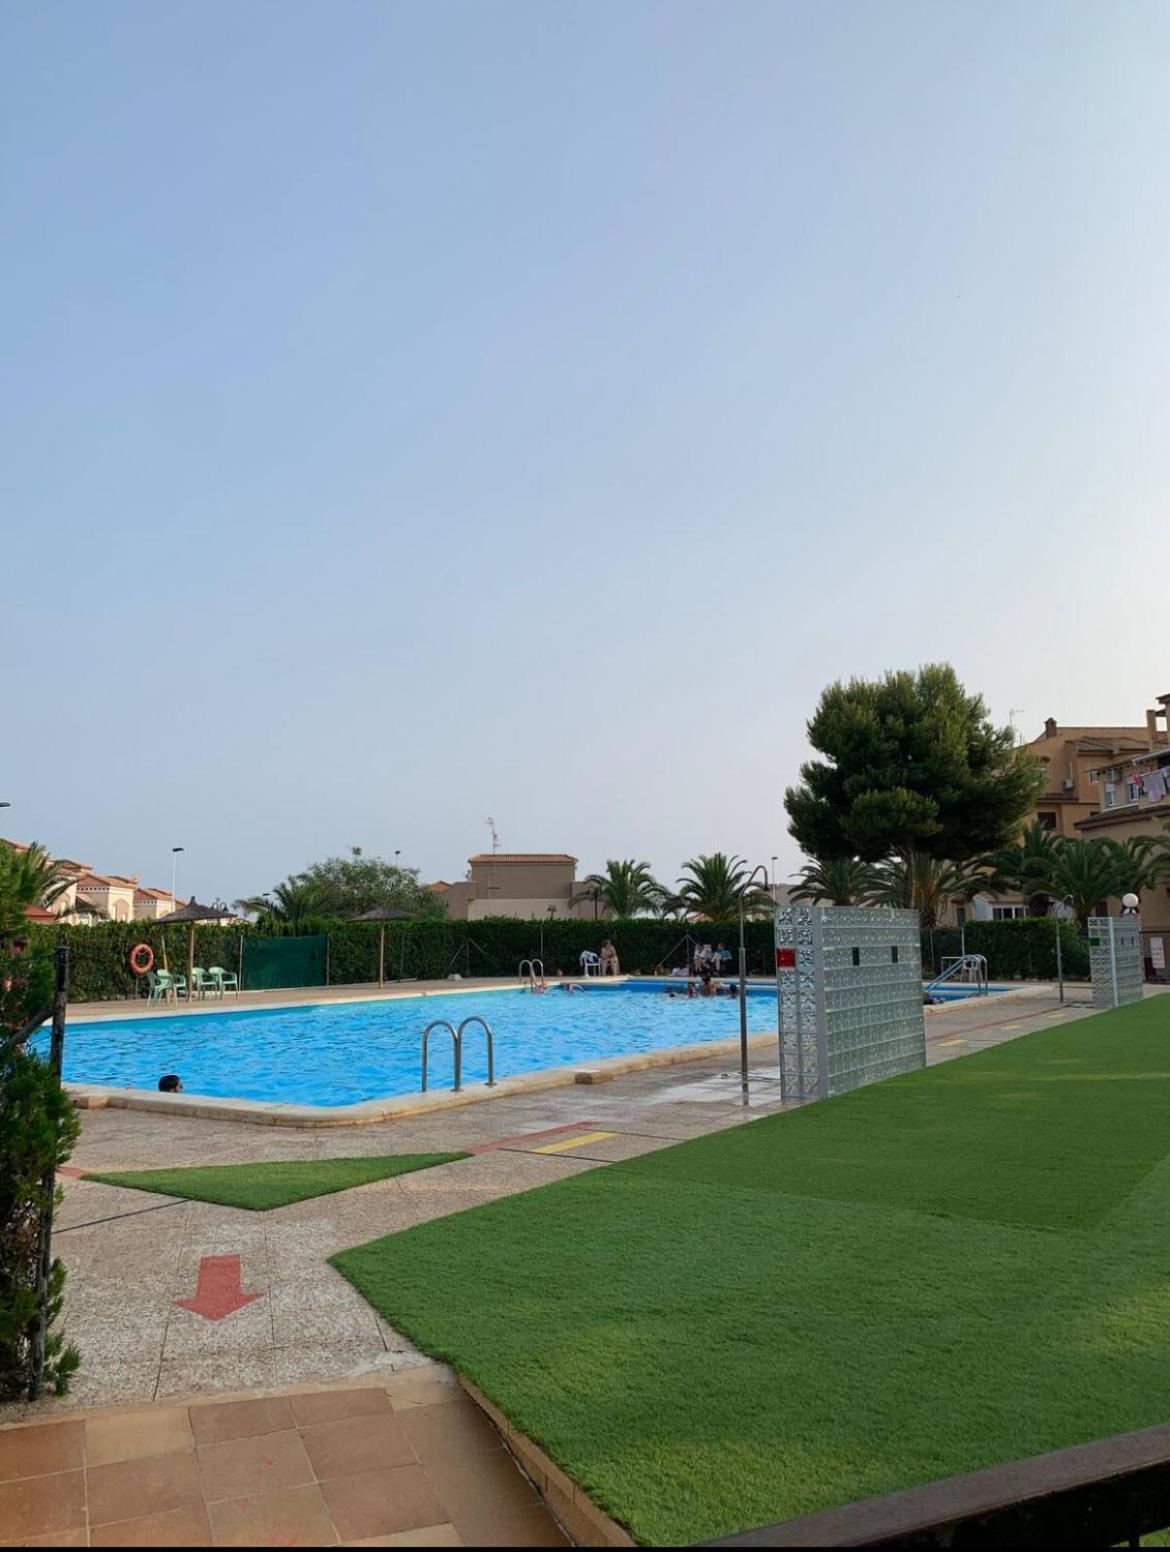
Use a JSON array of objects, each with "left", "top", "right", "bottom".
[
  {"left": 922, "top": 918, "right": 1088, "bottom": 980},
  {"left": 25, "top": 918, "right": 771, "bottom": 1001},
  {"left": 25, "top": 914, "right": 1089, "bottom": 1004}
]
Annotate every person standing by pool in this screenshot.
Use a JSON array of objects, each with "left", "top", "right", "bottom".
[
  {"left": 715, "top": 942, "right": 732, "bottom": 977},
  {"left": 599, "top": 939, "right": 620, "bottom": 976}
]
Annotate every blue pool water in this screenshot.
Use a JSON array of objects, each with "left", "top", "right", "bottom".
[{"left": 44, "top": 984, "right": 781, "bottom": 1108}]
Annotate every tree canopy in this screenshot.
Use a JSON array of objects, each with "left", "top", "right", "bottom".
[
  {"left": 236, "top": 847, "right": 446, "bottom": 925},
  {"left": 785, "top": 665, "right": 1043, "bottom": 900}
]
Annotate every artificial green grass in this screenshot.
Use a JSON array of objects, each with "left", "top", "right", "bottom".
[
  {"left": 89, "top": 1153, "right": 468, "bottom": 1211},
  {"left": 331, "top": 997, "right": 1170, "bottom": 1545}
]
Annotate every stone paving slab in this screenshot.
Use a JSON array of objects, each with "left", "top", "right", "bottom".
[{"left": 0, "top": 1375, "right": 565, "bottom": 1546}]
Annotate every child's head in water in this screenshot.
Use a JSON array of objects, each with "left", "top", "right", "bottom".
[{"left": 158, "top": 1074, "right": 183, "bottom": 1093}]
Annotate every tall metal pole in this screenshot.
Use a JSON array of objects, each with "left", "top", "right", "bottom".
[
  {"left": 738, "top": 895, "right": 749, "bottom": 1107},
  {"left": 30, "top": 945, "right": 69, "bottom": 1400},
  {"left": 737, "top": 865, "right": 770, "bottom": 1108},
  {"left": 1055, "top": 917, "right": 1064, "bottom": 1005}
]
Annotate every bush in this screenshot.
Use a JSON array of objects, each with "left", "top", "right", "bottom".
[
  {"left": 922, "top": 917, "right": 1088, "bottom": 980},
  {"left": 0, "top": 1041, "right": 81, "bottom": 1399}
]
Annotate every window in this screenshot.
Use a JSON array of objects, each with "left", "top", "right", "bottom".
[
  {"left": 992, "top": 905, "right": 1028, "bottom": 920},
  {"left": 1126, "top": 778, "right": 1142, "bottom": 803},
  {"left": 1037, "top": 811, "right": 1057, "bottom": 831},
  {"left": 1104, "top": 784, "right": 1117, "bottom": 809}
]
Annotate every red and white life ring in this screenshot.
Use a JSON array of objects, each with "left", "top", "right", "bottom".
[{"left": 129, "top": 943, "right": 154, "bottom": 976}]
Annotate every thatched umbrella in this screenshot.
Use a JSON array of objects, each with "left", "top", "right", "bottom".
[
  {"left": 156, "top": 897, "right": 238, "bottom": 997},
  {"left": 351, "top": 906, "right": 413, "bottom": 987}
]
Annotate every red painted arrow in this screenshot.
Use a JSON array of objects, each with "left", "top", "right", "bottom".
[{"left": 174, "top": 1254, "right": 261, "bottom": 1322}]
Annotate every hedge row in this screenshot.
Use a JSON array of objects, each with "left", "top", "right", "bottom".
[
  {"left": 26, "top": 914, "right": 1091, "bottom": 1003},
  {"left": 922, "top": 917, "right": 1088, "bottom": 980}
]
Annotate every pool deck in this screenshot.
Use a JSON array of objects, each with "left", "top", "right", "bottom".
[
  {"left": 0, "top": 983, "right": 1143, "bottom": 1546},
  {"left": 5, "top": 979, "right": 1106, "bottom": 1423}
]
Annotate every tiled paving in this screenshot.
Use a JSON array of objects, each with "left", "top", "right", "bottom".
[{"left": 0, "top": 1372, "right": 565, "bottom": 1547}]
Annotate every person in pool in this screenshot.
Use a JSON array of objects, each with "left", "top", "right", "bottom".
[{"left": 158, "top": 1074, "right": 183, "bottom": 1093}]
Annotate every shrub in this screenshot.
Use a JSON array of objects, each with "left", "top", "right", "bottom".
[
  {"left": 922, "top": 917, "right": 1088, "bottom": 980},
  {"left": 0, "top": 1041, "right": 81, "bottom": 1398}
]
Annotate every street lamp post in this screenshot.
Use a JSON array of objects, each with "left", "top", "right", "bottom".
[
  {"left": 737, "top": 864, "right": 770, "bottom": 1108},
  {"left": 171, "top": 847, "right": 184, "bottom": 907}
]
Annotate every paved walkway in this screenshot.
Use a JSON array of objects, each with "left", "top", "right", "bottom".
[
  {"left": 0, "top": 1372, "right": 565, "bottom": 1546},
  {"left": 66, "top": 978, "right": 515, "bottom": 1023},
  {"left": 6, "top": 983, "right": 1101, "bottom": 1420},
  {"left": 0, "top": 985, "right": 1125, "bottom": 1546}
]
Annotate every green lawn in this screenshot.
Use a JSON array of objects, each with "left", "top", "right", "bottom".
[
  {"left": 89, "top": 1153, "right": 467, "bottom": 1210},
  {"left": 332, "top": 998, "right": 1170, "bottom": 1545}
]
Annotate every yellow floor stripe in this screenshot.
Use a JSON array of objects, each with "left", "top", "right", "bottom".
[
  {"left": 532, "top": 1130, "right": 617, "bottom": 1154},
  {"left": 1000, "top": 1023, "right": 1022, "bottom": 1029},
  {"left": 938, "top": 1038, "right": 965, "bottom": 1047}
]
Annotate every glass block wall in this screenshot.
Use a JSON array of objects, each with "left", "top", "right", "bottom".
[
  {"left": 776, "top": 905, "right": 926, "bottom": 1100},
  {"left": 1088, "top": 916, "right": 1144, "bottom": 1010}
]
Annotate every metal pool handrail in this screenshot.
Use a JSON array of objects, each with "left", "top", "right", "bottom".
[
  {"left": 457, "top": 1015, "right": 496, "bottom": 1087},
  {"left": 926, "top": 953, "right": 988, "bottom": 995},
  {"left": 518, "top": 958, "right": 545, "bottom": 990},
  {"left": 420, "top": 1019, "right": 461, "bottom": 1093}
]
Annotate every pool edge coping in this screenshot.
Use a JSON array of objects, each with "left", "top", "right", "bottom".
[{"left": 64, "top": 1031, "right": 785, "bottom": 1128}]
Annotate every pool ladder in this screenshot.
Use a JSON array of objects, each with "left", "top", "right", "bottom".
[
  {"left": 518, "top": 958, "right": 545, "bottom": 991},
  {"left": 420, "top": 1015, "right": 497, "bottom": 1093},
  {"left": 926, "top": 953, "right": 989, "bottom": 996}
]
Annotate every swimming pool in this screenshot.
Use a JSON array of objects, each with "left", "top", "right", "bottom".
[{"left": 43, "top": 984, "right": 782, "bottom": 1108}]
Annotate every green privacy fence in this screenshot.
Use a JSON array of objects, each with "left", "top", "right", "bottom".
[
  {"left": 24, "top": 915, "right": 1092, "bottom": 1004},
  {"left": 240, "top": 934, "right": 327, "bottom": 991}
]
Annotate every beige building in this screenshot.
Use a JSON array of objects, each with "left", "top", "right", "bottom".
[
  {"left": 428, "top": 853, "right": 595, "bottom": 921},
  {"left": 951, "top": 695, "right": 1170, "bottom": 943},
  {"left": 2, "top": 839, "right": 176, "bottom": 924},
  {"left": 1026, "top": 718, "right": 1152, "bottom": 838}
]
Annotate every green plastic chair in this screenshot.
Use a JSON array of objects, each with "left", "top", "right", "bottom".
[
  {"left": 154, "top": 969, "right": 187, "bottom": 1001},
  {"left": 207, "top": 965, "right": 239, "bottom": 996},
  {"left": 190, "top": 968, "right": 213, "bottom": 998}
]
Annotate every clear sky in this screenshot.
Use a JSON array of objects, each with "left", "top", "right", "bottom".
[{"left": 4, "top": 0, "right": 1170, "bottom": 904}]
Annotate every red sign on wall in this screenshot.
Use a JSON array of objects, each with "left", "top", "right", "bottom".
[{"left": 776, "top": 948, "right": 796, "bottom": 968}]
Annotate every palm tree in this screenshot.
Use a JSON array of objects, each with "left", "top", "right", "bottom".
[
  {"left": 865, "top": 855, "right": 987, "bottom": 930},
  {"left": 0, "top": 842, "right": 72, "bottom": 945},
  {"left": 1042, "top": 838, "right": 1128, "bottom": 929},
  {"left": 1114, "top": 833, "right": 1170, "bottom": 894},
  {"left": 675, "top": 854, "right": 769, "bottom": 921},
  {"left": 986, "top": 821, "right": 1064, "bottom": 916},
  {"left": 571, "top": 860, "right": 664, "bottom": 918},
  {"left": 790, "top": 856, "right": 874, "bottom": 906},
  {"left": 234, "top": 877, "right": 338, "bottom": 930}
]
